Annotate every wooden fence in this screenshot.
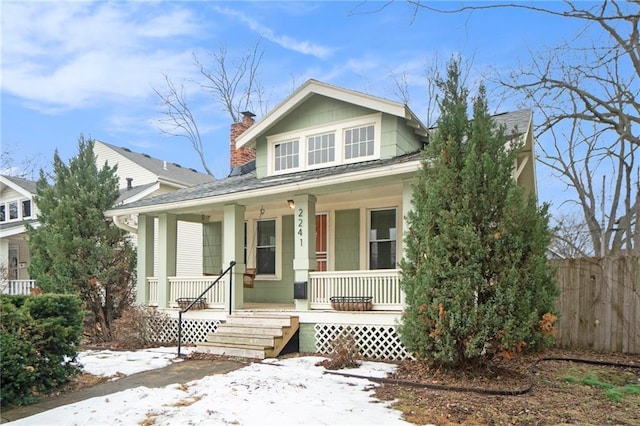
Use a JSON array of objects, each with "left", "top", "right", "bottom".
[{"left": 552, "top": 256, "right": 639, "bottom": 354}]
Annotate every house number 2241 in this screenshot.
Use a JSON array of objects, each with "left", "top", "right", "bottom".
[{"left": 297, "top": 208, "right": 304, "bottom": 247}]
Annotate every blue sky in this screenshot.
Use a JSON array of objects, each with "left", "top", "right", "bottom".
[{"left": 1, "top": 1, "right": 582, "bottom": 209}]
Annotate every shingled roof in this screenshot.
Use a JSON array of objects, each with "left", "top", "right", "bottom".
[
  {"left": 107, "top": 151, "right": 423, "bottom": 212},
  {"left": 97, "top": 141, "right": 215, "bottom": 187},
  {"left": 2, "top": 175, "right": 38, "bottom": 194}
]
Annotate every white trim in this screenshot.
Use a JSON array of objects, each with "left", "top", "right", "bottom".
[
  {"left": 120, "top": 182, "right": 161, "bottom": 205},
  {"left": 267, "top": 113, "right": 382, "bottom": 176},
  {"left": 367, "top": 207, "right": 399, "bottom": 270},
  {"left": 236, "top": 80, "right": 427, "bottom": 149},
  {"left": 0, "top": 175, "right": 35, "bottom": 199},
  {"left": 106, "top": 159, "right": 421, "bottom": 217}
]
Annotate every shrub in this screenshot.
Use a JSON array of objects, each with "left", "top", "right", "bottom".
[
  {"left": 1, "top": 294, "right": 83, "bottom": 408},
  {"left": 317, "top": 328, "right": 361, "bottom": 370}
]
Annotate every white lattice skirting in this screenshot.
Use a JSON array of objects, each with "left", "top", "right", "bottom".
[
  {"left": 314, "top": 323, "right": 411, "bottom": 360},
  {"left": 147, "top": 317, "right": 221, "bottom": 345}
]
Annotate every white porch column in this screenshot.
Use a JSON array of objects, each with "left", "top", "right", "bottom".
[
  {"left": 293, "top": 194, "right": 316, "bottom": 310},
  {"left": 157, "top": 214, "right": 177, "bottom": 308},
  {"left": 223, "top": 204, "right": 245, "bottom": 312},
  {"left": 136, "top": 214, "right": 155, "bottom": 305},
  {"left": 402, "top": 179, "right": 414, "bottom": 259},
  {"left": 0, "top": 238, "right": 8, "bottom": 289}
]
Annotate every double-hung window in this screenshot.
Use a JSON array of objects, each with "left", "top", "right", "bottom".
[
  {"left": 369, "top": 209, "right": 397, "bottom": 269},
  {"left": 256, "top": 219, "right": 276, "bottom": 275}
]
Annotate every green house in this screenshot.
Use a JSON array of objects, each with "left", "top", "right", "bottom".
[{"left": 105, "top": 80, "right": 537, "bottom": 358}]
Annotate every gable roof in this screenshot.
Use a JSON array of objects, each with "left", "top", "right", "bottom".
[
  {"left": 235, "top": 79, "right": 429, "bottom": 149},
  {"left": 0, "top": 174, "right": 38, "bottom": 197},
  {"left": 96, "top": 141, "right": 215, "bottom": 187}
]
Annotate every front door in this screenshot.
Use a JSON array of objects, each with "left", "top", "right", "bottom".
[{"left": 315, "top": 213, "right": 328, "bottom": 271}]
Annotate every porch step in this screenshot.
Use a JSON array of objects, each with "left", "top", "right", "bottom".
[{"left": 196, "top": 314, "right": 299, "bottom": 360}]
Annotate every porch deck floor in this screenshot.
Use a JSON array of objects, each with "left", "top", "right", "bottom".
[{"left": 240, "top": 303, "right": 296, "bottom": 311}]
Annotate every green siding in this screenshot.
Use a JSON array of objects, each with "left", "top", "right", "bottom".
[
  {"left": 298, "top": 323, "right": 317, "bottom": 353},
  {"left": 244, "top": 215, "right": 295, "bottom": 303},
  {"left": 380, "top": 115, "right": 422, "bottom": 158},
  {"left": 271, "top": 96, "right": 376, "bottom": 134},
  {"left": 202, "top": 222, "right": 222, "bottom": 275},
  {"left": 335, "top": 209, "right": 360, "bottom": 271}
]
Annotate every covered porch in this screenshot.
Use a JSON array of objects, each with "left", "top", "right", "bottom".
[{"left": 132, "top": 174, "right": 415, "bottom": 315}]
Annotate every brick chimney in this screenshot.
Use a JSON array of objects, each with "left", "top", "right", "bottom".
[{"left": 230, "top": 111, "right": 256, "bottom": 169}]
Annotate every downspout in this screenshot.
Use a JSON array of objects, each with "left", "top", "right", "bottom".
[{"left": 112, "top": 215, "right": 138, "bottom": 234}]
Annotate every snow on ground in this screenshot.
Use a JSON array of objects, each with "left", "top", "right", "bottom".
[
  {"left": 13, "top": 348, "right": 411, "bottom": 426},
  {"left": 76, "top": 346, "right": 194, "bottom": 378}
]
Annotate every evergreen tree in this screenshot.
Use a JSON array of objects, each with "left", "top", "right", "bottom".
[
  {"left": 27, "top": 136, "right": 136, "bottom": 342},
  {"left": 399, "top": 60, "right": 558, "bottom": 367}
]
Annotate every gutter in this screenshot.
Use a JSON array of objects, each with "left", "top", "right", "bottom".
[
  {"left": 105, "top": 158, "right": 422, "bottom": 217},
  {"left": 112, "top": 215, "right": 137, "bottom": 234}
]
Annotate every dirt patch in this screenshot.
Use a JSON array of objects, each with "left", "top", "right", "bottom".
[{"left": 374, "top": 348, "right": 640, "bottom": 425}]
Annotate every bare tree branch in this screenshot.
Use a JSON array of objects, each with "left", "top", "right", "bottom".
[{"left": 153, "top": 74, "right": 213, "bottom": 176}]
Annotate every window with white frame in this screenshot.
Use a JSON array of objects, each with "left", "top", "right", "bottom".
[
  {"left": 0, "top": 199, "right": 32, "bottom": 223},
  {"left": 345, "top": 124, "right": 375, "bottom": 160},
  {"left": 274, "top": 140, "right": 299, "bottom": 172},
  {"left": 256, "top": 219, "right": 276, "bottom": 275},
  {"left": 307, "top": 133, "right": 335, "bottom": 166},
  {"left": 369, "top": 208, "right": 397, "bottom": 269},
  {"left": 22, "top": 200, "right": 32, "bottom": 218},
  {"left": 9, "top": 201, "right": 18, "bottom": 220},
  {"left": 268, "top": 113, "right": 381, "bottom": 175}
]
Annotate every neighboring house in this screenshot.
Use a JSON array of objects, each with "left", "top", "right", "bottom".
[
  {"left": 105, "top": 79, "right": 538, "bottom": 358},
  {"left": 0, "top": 141, "right": 215, "bottom": 294},
  {"left": 0, "top": 175, "right": 39, "bottom": 294}
]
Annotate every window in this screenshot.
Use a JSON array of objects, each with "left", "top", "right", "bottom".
[
  {"left": 22, "top": 200, "right": 32, "bottom": 218},
  {"left": 256, "top": 219, "right": 276, "bottom": 274},
  {"left": 268, "top": 114, "right": 381, "bottom": 175},
  {"left": 0, "top": 205, "right": 4, "bottom": 222},
  {"left": 274, "top": 140, "right": 299, "bottom": 172},
  {"left": 308, "top": 133, "right": 335, "bottom": 166},
  {"left": 369, "top": 209, "right": 397, "bottom": 269},
  {"left": 8, "top": 201, "right": 18, "bottom": 220},
  {"left": 345, "top": 125, "right": 375, "bottom": 160}
]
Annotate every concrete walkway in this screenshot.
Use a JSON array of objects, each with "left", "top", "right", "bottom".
[{"left": 0, "top": 358, "right": 247, "bottom": 423}]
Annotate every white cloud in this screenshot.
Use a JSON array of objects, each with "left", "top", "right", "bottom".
[
  {"left": 213, "top": 6, "right": 334, "bottom": 59},
  {"left": 1, "top": 2, "right": 202, "bottom": 113}
]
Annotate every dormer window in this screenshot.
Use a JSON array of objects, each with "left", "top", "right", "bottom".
[
  {"left": 274, "top": 140, "right": 299, "bottom": 172},
  {"left": 268, "top": 113, "right": 381, "bottom": 175},
  {"left": 345, "top": 124, "right": 374, "bottom": 160},
  {"left": 307, "top": 133, "right": 335, "bottom": 166},
  {"left": 0, "top": 199, "right": 32, "bottom": 223}
]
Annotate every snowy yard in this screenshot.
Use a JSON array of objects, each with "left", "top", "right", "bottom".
[{"left": 11, "top": 348, "right": 411, "bottom": 425}]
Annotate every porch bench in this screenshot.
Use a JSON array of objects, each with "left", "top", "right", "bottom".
[{"left": 176, "top": 296, "right": 208, "bottom": 310}]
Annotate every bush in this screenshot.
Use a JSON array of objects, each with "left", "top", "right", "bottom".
[
  {"left": 111, "top": 305, "right": 171, "bottom": 349},
  {"left": 1, "top": 294, "right": 83, "bottom": 408}
]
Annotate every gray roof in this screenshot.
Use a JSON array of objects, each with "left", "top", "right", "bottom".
[
  {"left": 492, "top": 109, "right": 532, "bottom": 135},
  {"left": 2, "top": 175, "right": 38, "bottom": 194},
  {"left": 116, "top": 182, "right": 158, "bottom": 205},
  {"left": 110, "top": 151, "right": 423, "bottom": 211},
  {"left": 107, "top": 109, "right": 532, "bottom": 213},
  {"left": 98, "top": 141, "right": 216, "bottom": 187}
]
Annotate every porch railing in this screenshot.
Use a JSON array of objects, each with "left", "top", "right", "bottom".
[
  {"left": 309, "top": 269, "right": 404, "bottom": 311},
  {"left": 0, "top": 280, "right": 37, "bottom": 295},
  {"left": 147, "top": 276, "right": 226, "bottom": 308}
]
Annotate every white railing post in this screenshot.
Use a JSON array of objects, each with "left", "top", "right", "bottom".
[{"left": 309, "top": 270, "right": 403, "bottom": 311}]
